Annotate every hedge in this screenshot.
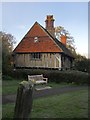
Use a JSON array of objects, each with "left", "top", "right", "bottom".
[{"left": 4, "top": 69, "right": 89, "bottom": 85}]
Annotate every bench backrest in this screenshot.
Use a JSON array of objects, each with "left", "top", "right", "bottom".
[{"left": 28, "top": 74, "right": 43, "bottom": 81}]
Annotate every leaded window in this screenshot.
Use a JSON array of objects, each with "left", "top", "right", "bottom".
[{"left": 30, "top": 53, "right": 41, "bottom": 60}]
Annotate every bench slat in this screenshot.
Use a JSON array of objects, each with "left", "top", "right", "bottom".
[{"left": 28, "top": 74, "right": 48, "bottom": 85}]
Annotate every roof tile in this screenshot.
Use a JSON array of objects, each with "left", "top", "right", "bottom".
[{"left": 13, "top": 22, "right": 74, "bottom": 58}]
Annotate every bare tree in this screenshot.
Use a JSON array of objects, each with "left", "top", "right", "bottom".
[
  {"left": 55, "top": 26, "right": 77, "bottom": 56},
  {"left": 55, "top": 26, "right": 75, "bottom": 48}
]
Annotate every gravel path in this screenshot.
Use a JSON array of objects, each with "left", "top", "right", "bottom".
[{"left": 2, "top": 86, "right": 88, "bottom": 104}]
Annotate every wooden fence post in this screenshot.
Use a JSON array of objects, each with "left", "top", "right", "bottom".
[{"left": 13, "top": 81, "right": 33, "bottom": 119}]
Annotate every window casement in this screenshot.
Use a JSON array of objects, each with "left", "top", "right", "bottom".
[
  {"left": 30, "top": 53, "right": 41, "bottom": 60},
  {"left": 34, "top": 37, "right": 38, "bottom": 43}
]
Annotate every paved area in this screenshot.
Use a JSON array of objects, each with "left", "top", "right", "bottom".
[{"left": 2, "top": 86, "right": 88, "bottom": 104}]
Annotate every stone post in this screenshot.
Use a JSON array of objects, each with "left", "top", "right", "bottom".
[{"left": 13, "top": 81, "right": 34, "bottom": 119}]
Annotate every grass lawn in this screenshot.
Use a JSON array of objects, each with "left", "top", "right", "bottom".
[
  {"left": 2, "top": 79, "right": 22, "bottom": 95},
  {"left": 2, "top": 79, "right": 75, "bottom": 95},
  {"left": 31, "top": 89, "right": 88, "bottom": 118},
  {"left": 2, "top": 89, "right": 88, "bottom": 118}
]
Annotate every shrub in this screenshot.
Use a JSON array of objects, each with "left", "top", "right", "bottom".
[
  {"left": 46, "top": 70, "right": 89, "bottom": 85},
  {"left": 74, "top": 58, "right": 90, "bottom": 73},
  {"left": 9, "top": 69, "right": 89, "bottom": 85},
  {"left": 2, "top": 75, "right": 13, "bottom": 80}
]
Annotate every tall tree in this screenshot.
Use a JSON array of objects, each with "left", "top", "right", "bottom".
[
  {"left": 55, "top": 26, "right": 75, "bottom": 46},
  {"left": 74, "top": 54, "right": 90, "bottom": 73},
  {"left": 0, "top": 31, "right": 16, "bottom": 74},
  {"left": 55, "top": 26, "right": 76, "bottom": 56}
]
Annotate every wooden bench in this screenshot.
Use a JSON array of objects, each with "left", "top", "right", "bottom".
[{"left": 28, "top": 74, "right": 48, "bottom": 85}]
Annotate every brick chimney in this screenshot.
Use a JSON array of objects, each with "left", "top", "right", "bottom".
[
  {"left": 45, "top": 15, "right": 55, "bottom": 38},
  {"left": 60, "top": 35, "right": 67, "bottom": 46}
]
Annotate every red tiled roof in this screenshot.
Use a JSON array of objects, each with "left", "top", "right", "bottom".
[{"left": 14, "top": 22, "right": 62, "bottom": 53}]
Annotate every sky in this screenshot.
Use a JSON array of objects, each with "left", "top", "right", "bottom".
[{"left": 1, "top": 2, "right": 88, "bottom": 57}]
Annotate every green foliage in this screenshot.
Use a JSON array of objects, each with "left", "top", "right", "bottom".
[
  {"left": 47, "top": 70, "right": 88, "bottom": 85},
  {"left": 2, "top": 75, "right": 13, "bottom": 81},
  {"left": 0, "top": 31, "right": 16, "bottom": 75},
  {"left": 74, "top": 54, "right": 90, "bottom": 73},
  {"left": 9, "top": 69, "right": 89, "bottom": 85}
]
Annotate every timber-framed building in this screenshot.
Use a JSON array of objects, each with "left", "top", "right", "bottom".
[{"left": 13, "top": 15, "right": 74, "bottom": 70}]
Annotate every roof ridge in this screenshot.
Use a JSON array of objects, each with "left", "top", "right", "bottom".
[
  {"left": 13, "top": 21, "right": 74, "bottom": 58},
  {"left": 13, "top": 22, "right": 40, "bottom": 52},
  {"left": 38, "top": 23, "right": 74, "bottom": 58}
]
